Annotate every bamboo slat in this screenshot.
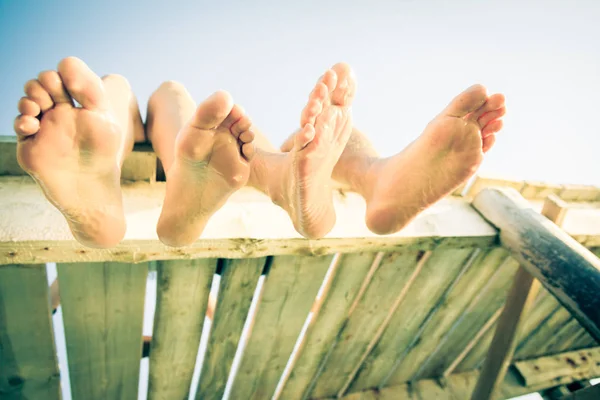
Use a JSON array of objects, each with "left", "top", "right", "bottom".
[
  {"left": 58, "top": 262, "right": 148, "bottom": 400},
  {"left": 0, "top": 264, "right": 60, "bottom": 400},
  {"left": 148, "top": 259, "right": 216, "bottom": 400}
]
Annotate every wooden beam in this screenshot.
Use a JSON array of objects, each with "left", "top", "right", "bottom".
[
  {"left": 471, "top": 194, "right": 569, "bottom": 399},
  {"left": 514, "top": 347, "right": 600, "bottom": 387},
  {"left": 0, "top": 136, "right": 157, "bottom": 182},
  {"left": 471, "top": 188, "right": 600, "bottom": 341},
  {"left": 470, "top": 266, "right": 540, "bottom": 399},
  {"left": 0, "top": 177, "right": 501, "bottom": 265}
]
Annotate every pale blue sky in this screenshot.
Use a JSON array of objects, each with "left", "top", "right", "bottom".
[{"left": 1, "top": 0, "right": 599, "bottom": 186}]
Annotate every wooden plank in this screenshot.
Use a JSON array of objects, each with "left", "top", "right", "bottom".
[
  {"left": 229, "top": 255, "right": 333, "bottom": 400},
  {"left": 300, "top": 249, "right": 430, "bottom": 399},
  {"left": 563, "top": 383, "right": 600, "bottom": 399},
  {"left": 196, "top": 257, "right": 266, "bottom": 400},
  {"left": 278, "top": 252, "right": 380, "bottom": 400},
  {"left": 559, "top": 184, "right": 600, "bottom": 202},
  {"left": 454, "top": 289, "right": 558, "bottom": 372},
  {"left": 454, "top": 318, "right": 497, "bottom": 373},
  {"left": 0, "top": 264, "right": 60, "bottom": 400},
  {"left": 472, "top": 187, "right": 600, "bottom": 341},
  {"left": 543, "top": 318, "right": 590, "bottom": 355},
  {"left": 342, "top": 348, "right": 600, "bottom": 400},
  {"left": 57, "top": 261, "right": 148, "bottom": 400},
  {"left": 470, "top": 265, "right": 540, "bottom": 399},
  {"left": 520, "top": 181, "right": 563, "bottom": 200},
  {"left": 348, "top": 247, "right": 494, "bottom": 392},
  {"left": 464, "top": 175, "right": 525, "bottom": 198},
  {"left": 0, "top": 176, "right": 499, "bottom": 265},
  {"left": 442, "top": 282, "right": 567, "bottom": 373},
  {"left": 148, "top": 259, "right": 216, "bottom": 400},
  {"left": 379, "top": 248, "right": 508, "bottom": 385},
  {"left": 515, "top": 307, "right": 573, "bottom": 360},
  {"left": 0, "top": 137, "right": 24, "bottom": 176},
  {"left": 470, "top": 194, "right": 567, "bottom": 400},
  {"left": 398, "top": 254, "right": 520, "bottom": 382},
  {"left": 570, "top": 330, "right": 598, "bottom": 350},
  {"left": 514, "top": 347, "right": 600, "bottom": 386},
  {"left": 0, "top": 136, "right": 157, "bottom": 182}
]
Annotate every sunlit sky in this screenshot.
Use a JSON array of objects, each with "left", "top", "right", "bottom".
[{"left": 1, "top": 0, "right": 599, "bottom": 188}]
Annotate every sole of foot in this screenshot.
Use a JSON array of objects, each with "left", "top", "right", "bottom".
[
  {"left": 156, "top": 90, "right": 255, "bottom": 247},
  {"left": 271, "top": 62, "right": 357, "bottom": 239},
  {"left": 14, "top": 56, "right": 130, "bottom": 248},
  {"left": 365, "top": 84, "right": 506, "bottom": 235}
]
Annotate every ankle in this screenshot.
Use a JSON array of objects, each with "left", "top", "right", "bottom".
[{"left": 335, "top": 155, "right": 379, "bottom": 199}]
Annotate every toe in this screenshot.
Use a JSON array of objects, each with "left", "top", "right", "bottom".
[
  {"left": 24, "top": 79, "right": 53, "bottom": 112},
  {"left": 226, "top": 105, "right": 251, "bottom": 138},
  {"left": 191, "top": 90, "right": 234, "bottom": 130},
  {"left": 57, "top": 56, "right": 109, "bottom": 110},
  {"left": 471, "top": 93, "right": 506, "bottom": 120},
  {"left": 18, "top": 97, "right": 41, "bottom": 116},
  {"left": 14, "top": 115, "right": 40, "bottom": 138},
  {"left": 301, "top": 96, "right": 324, "bottom": 127},
  {"left": 330, "top": 62, "right": 356, "bottom": 106},
  {"left": 482, "top": 134, "right": 496, "bottom": 153},
  {"left": 241, "top": 142, "right": 255, "bottom": 161},
  {"left": 319, "top": 69, "right": 338, "bottom": 93},
  {"left": 238, "top": 129, "right": 254, "bottom": 144},
  {"left": 294, "top": 124, "right": 316, "bottom": 151},
  {"left": 482, "top": 119, "right": 503, "bottom": 138},
  {"left": 38, "top": 70, "right": 72, "bottom": 105},
  {"left": 444, "top": 84, "right": 488, "bottom": 118},
  {"left": 477, "top": 107, "right": 506, "bottom": 129}
]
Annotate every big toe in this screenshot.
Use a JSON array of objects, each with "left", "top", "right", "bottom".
[
  {"left": 444, "top": 84, "right": 488, "bottom": 118},
  {"left": 191, "top": 90, "right": 234, "bottom": 130},
  {"left": 57, "top": 56, "right": 108, "bottom": 110},
  {"left": 330, "top": 62, "right": 356, "bottom": 106}
]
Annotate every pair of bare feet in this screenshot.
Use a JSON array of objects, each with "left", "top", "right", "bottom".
[{"left": 14, "top": 57, "right": 506, "bottom": 248}]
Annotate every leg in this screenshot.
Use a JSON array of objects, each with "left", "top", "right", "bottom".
[
  {"left": 330, "top": 85, "right": 506, "bottom": 234},
  {"left": 147, "top": 82, "right": 255, "bottom": 246},
  {"left": 281, "top": 127, "right": 380, "bottom": 192},
  {"left": 248, "top": 62, "right": 357, "bottom": 239},
  {"left": 14, "top": 57, "right": 142, "bottom": 247}
]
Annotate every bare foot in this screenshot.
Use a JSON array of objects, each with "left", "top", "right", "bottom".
[
  {"left": 364, "top": 84, "right": 506, "bottom": 234},
  {"left": 156, "top": 91, "right": 255, "bottom": 247},
  {"left": 14, "top": 57, "right": 134, "bottom": 248},
  {"left": 264, "top": 63, "right": 356, "bottom": 238}
]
